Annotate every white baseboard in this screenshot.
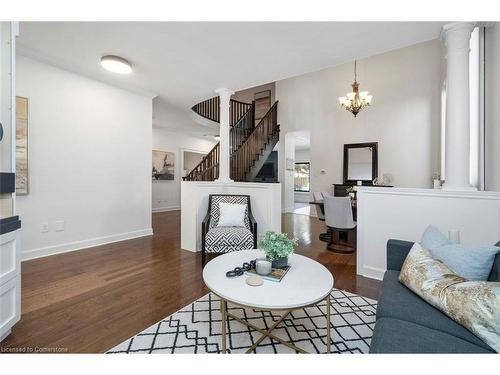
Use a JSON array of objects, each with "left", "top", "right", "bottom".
[
  {"left": 21, "top": 228, "right": 154, "bottom": 261},
  {"left": 360, "top": 265, "right": 385, "bottom": 281},
  {"left": 152, "top": 206, "right": 180, "bottom": 213}
]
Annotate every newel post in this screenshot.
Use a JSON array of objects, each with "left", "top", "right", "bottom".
[{"left": 215, "top": 88, "right": 235, "bottom": 183}]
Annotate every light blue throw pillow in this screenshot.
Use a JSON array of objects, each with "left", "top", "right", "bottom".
[
  {"left": 420, "top": 225, "right": 500, "bottom": 281},
  {"left": 421, "top": 225, "right": 455, "bottom": 249}
]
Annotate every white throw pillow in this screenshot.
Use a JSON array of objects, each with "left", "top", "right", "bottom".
[{"left": 217, "top": 203, "right": 247, "bottom": 227}]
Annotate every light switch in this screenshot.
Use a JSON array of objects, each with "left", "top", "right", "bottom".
[
  {"left": 40, "top": 222, "right": 49, "bottom": 233},
  {"left": 55, "top": 220, "right": 65, "bottom": 232}
]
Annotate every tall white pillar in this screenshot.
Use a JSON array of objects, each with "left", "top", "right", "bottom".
[
  {"left": 215, "top": 88, "right": 234, "bottom": 183},
  {"left": 442, "top": 22, "right": 476, "bottom": 191}
]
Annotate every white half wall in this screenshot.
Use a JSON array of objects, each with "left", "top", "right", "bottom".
[
  {"left": 356, "top": 187, "right": 500, "bottom": 280},
  {"left": 277, "top": 39, "right": 443, "bottom": 207},
  {"left": 16, "top": 55, "right": 153, "bottom": 260},
  {"left": 181, "top": 182, "right": 281, "bottom": 252},
  {"left": 152, "top": 127, "right": 216, "bottom": 212}
]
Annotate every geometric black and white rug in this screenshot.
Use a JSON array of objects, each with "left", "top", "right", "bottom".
[{"left": 107, "top": 289, "right": 377, "bottom": 354}]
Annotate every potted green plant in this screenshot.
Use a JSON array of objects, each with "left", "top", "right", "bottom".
[{"left": 258, "top": 230, "right": 298, "bottom": 269}]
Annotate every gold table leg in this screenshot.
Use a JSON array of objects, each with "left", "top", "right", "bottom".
[
  {"left": 326, "top": 294, "right": 331, "bottom": 353},
  {"left": 243, "top": 310, "right": 292, "bottom": 353},
  {"left": 220, "top": 298, "right": 227, "bottom": 353},
  {"left": 218, "top": 292, "right": 332, "bottom": 354}
]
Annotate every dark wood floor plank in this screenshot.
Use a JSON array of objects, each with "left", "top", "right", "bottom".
[{"left": 1, "top": 210, "right": 379, "bottom": 353}]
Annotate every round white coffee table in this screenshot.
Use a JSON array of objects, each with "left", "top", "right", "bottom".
[{"left": 202, "top": 249, "right": 334, "bottom": 353}]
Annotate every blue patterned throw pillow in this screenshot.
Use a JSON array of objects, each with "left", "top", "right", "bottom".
[{"left": 420, "top": 225, "right": 500, "bottom": 281}]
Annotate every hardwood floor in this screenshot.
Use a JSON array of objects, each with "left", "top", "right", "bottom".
[{"left": 1, "top": 211, "right": 379, "bottom": 353}]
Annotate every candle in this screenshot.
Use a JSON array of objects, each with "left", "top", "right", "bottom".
[{"left": 256, "top": 259, "right": 272, "bottom": 276}]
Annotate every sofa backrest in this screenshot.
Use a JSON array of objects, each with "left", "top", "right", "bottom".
[{"left": 488, "top": 241, "right": 500, "bottom": 281}]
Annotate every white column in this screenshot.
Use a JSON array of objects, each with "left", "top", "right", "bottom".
[
  {"left": 215, "top": 88, "right": 234, "bottom": 183},
  {"left": 442, "top": 22, "right": 476, "bottom": 191}
]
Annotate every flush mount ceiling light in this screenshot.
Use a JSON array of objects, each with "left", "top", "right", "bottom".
[
  {"left": 100, "top": 55, "right": 132, "bottom": 74},
  {"left": 214, "top": 135, "right": 220, "bottom": 141},
  {"left": 338, "top": 60, "right": 373, "bottom": 117}
]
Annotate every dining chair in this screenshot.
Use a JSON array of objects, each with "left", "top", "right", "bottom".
[
  {"left": 312, "top": 192, "right": 325, "bottom": 220},
  {"left": 323, "top": 195, "right": 357, "bottom": 253}
]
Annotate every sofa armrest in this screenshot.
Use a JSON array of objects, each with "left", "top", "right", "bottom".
[
  {"left": 488, "top": 241, "right": 500, "bottom": 281},
  {"left": 387, "top": 239, "right": 415, "bottom": 271}
]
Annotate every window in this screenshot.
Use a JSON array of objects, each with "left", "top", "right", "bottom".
[{"left": 294, "top": 162, "right": 310, "bottom": 192}]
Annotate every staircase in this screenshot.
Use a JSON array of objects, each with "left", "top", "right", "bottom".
[{"left": 184, "top": 96, "right": 279, "bottom": 182}]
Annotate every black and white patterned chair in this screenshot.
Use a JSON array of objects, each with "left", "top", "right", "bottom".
[{"left": 201, "top": 194, "right": 257, "bottom": 265}]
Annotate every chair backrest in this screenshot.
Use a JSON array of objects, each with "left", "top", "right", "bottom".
[
  {"left": 208, "top": 194, "right": 251, "bottom": 229},
  {"left": 324, "top": 195, "right": 355, "bottom": 229},
  {"left": 313, "top": 192, "right": 324, "bottom": 202},
  {"left": 312, "top": 192, "right": 325, "bottom": 219}
]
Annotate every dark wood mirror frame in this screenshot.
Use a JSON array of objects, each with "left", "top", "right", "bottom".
[{"left": 343, "top": 142, "right": 378, "bottom": 185}]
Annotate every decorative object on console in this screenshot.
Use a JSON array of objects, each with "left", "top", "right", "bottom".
[
  {"left": 399, "top": 243, "right": 500, "bottom": 353},
  {"left": 258, "top": 230, "right": 298, "bottom": 269},
  {"left": 432, "top": 172, "right": 442, "bottom": 189},
  {"left": 421, "top": 225, "right": 500, "bottom": 280},
  {"left": 152, "top": 149, "right": 175, "bottom": 180},
  {"left": 338, "top": 60, "right": 373, "bottom": 117},
  {"left": 15, "top": 96, "right": 29, "bottom": 195}
]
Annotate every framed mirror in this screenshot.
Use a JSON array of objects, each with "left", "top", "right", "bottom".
[{"left": 343, "top": 142, "right": 378, "bottom": 185}]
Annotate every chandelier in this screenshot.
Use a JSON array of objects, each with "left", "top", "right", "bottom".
[{"left": 338, "top": 60, "right": 373, "bottom": 117}]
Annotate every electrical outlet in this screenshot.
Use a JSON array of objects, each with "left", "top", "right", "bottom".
[
  {"left": 55, "top": 220, "right": 65, "bottom": 232},
  {"left": 40, "top": 222, "right": 49, "bottom": 233}
]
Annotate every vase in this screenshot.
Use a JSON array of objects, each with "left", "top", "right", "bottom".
[{"left": 269, "top": 256, "right": 288, "bottom": 269}]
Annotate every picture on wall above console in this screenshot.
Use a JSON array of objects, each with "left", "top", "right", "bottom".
[
  {"left": 16, "top": 96, "right": 29, "bottom": 195},
  {"left": 254, "top": 90, "right": 271, "bottom": 122},
  {"left": 152, "top": 150, "right": 175, "bottom": 181}
]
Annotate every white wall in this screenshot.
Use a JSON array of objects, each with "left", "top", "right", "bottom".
[
  {"left": 233, "top": 82, "right": 276, "bottom": 105},
  {"left": 485, "top": 23, "right": 500, "bottom": 191},
  {"left": 152, "top": 127, "right": 216, "bottom": 212},
  {"left": 277, "top": 40, "right": 443, "bottom": 208},
  {"left": 16, "top": 56, "right": 153, "bottom": 260}
]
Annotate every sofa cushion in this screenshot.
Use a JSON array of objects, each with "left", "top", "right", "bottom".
[
  {"left": 205, "top": 227, "right": 254, "bottom": 253},
  {"left": 399, "top": 243, "right": 500, "bottom": 352},
  {"left": 378, "top": 270, "right": 493, "bottom": 351},
  {"left": 370, "top": 317, "right": 494, "bottom": 353}
]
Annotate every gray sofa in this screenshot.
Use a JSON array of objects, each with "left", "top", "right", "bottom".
[{"left": 369, "top": 239, "right": 499, "bottom": 353}]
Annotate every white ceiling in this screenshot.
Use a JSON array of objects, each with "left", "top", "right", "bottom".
[{"left": 17, "top": 22, "right": 446, "bottom": 135}]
